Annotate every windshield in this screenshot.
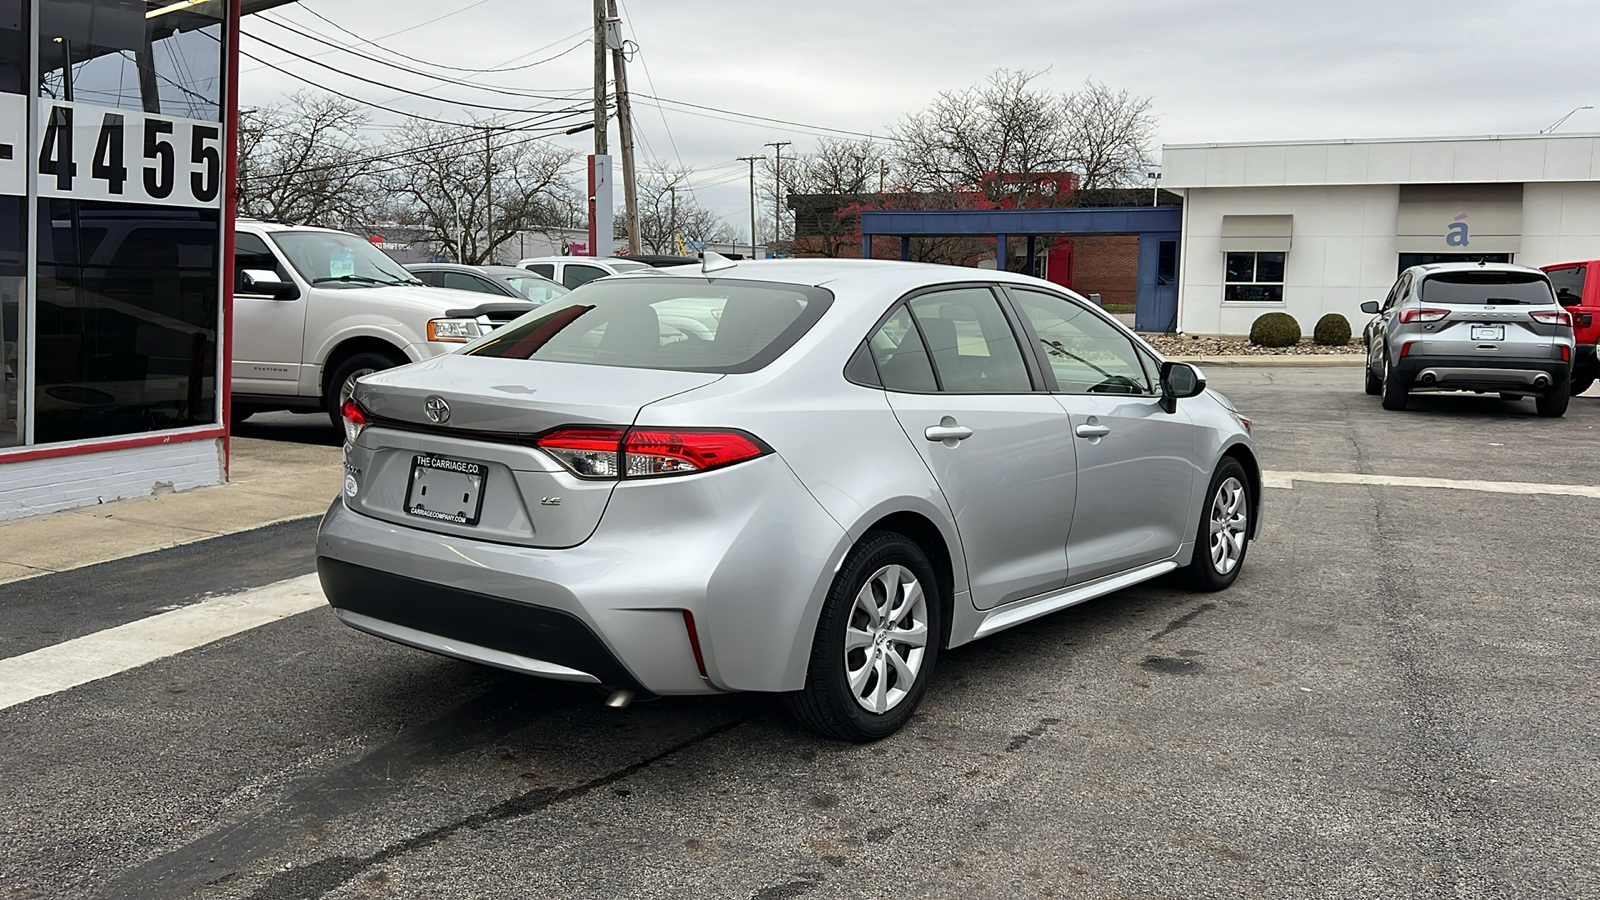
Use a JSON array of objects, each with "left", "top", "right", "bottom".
[
  {"left": 271, "top": 231, "right": 421, "bottom": 287},
  {"left": 465, "top": 278, "right": 832, "bottom": 374},
  {"left": 1421, "top": 272, "right": 1555, "bottom": 305},
  {"left": 502, "top": 274, "right": 570, "bottom": 304}
]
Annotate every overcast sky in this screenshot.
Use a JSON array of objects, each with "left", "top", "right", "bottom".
[{"left": 238, "top": 0, "right": 1600, "bottom": 237}]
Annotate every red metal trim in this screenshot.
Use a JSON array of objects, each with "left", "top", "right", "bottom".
[
  {"left": 220, "top": 0, "right": 241, "bottom": 481},
  {"left": 0, "top": 428, "right": 225, "bottom": 465}
]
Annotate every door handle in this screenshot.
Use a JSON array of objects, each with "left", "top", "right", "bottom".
[
  {"left": 924, "top": 423, "right": 973, "bottom": 442},
  {"left": 1075, "top": 423, "right": 1111, "bottom": 439}
]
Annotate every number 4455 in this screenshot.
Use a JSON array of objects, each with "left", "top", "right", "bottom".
[{"left": 38, "top": 105, "right": 221, "bottom": 205}]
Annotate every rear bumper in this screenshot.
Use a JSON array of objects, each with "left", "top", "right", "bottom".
[
  {"left": 315, "top": 452, "right": 849, "bottom": 695},
  {"left": 1396, "top": 355, "right": 1571, "bottom": 392}
]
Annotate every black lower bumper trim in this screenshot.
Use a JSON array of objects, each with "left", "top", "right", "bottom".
[
  {"left": 1397, "top": 355, "right": 1569, "bottom": 387},
  {"left": 318, "top": 557, "right": 647, "bottom": 693}
]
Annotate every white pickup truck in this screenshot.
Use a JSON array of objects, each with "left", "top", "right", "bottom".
[{"left": 231, "top": 221, "right": 537, "bottom": 427}]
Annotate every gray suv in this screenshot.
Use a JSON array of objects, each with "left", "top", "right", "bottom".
[{"left": 1361, "top": 263, "right": 1576, "bottom": 417}]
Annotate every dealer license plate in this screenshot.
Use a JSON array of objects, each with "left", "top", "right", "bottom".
[
  {"left": 405, "top": 454, "right": 487, "bottom": 526},
  {"left": 1471, "top": 324, "right": 1504, "bottom": 341}
]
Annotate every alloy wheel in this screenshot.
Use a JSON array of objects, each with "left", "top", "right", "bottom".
[
  {"left": 844, "top": 564, "right": 929, "bottom": 714},
  {"left": 1208, "top": 476, "right": 1248, "bottom": 574},
  {"left": 339, "top": 367, "right": 378, "bottom": 407}
]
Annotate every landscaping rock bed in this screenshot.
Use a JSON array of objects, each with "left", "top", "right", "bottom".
[{"left": 1138, "top": 333, "right": 1361, "bottom": 356}]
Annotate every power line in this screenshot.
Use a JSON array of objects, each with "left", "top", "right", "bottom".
[
  {"left": 635, "top": 93, "right": 904, "bottom": 143},
  {"left": 255, "top": 14, "right": 590, "bottom": 101},
  {"left": 238, "top": 46, "right": 597, "bottom": 129},
  {"left": 293, "top": 6, "right": 589, "bottom": 76},
  {"left": 241, "top": 29, "right": 588, "bottom": 110},
  {"left": 241, "top": 0, "right": 501, "bottom": 74}
]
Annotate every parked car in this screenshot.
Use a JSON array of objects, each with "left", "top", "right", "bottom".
[
  {"left": 515, "top": 256, "right": 661, "bottom": 289},
  {"left": 1539, "top": 261, "right": 1599, "bottom": 396},
  {"left": 231, "top": 221, "right": 538, "bottom": 427},
  {"left": 406, "top": 263, "right": 570, "bottom": 305},
  {"left": 618, "top": 254, "right": 700, "bottom": 268},
  {"left": 1360, "top": 262, "right": 1575, "bottom": 416},
  {"left": 319, "top": 258, "right": 1261, "bottom": 741}
]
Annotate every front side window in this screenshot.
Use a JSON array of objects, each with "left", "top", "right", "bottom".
[
  {"left": 271, "top": 231, "right": 419, "bottom": 288},
  {"left": 525, "top": 263, "right": 555, "bottom": 278},
  {"left": 1224, "top": 251, "right": 1285, "bottom": 303},
  {"left": 1547, "top": 265, "right": 1586, "bottom": 307},
  {"left": 1010, "top": 288, "right": 1150, "bottom": 394},
  {"left": 466, "top": 278, "right": 830, "bottom": 374},
  {"left": 233, "top": 233, "right": 287, "bottom": 291},
  {"left": 905, "top": 288, "right": 1032, "bottom": 393}
]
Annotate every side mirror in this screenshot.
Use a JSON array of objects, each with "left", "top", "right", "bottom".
[
  {"left": 1159, "top": 361, "right": 1206, "bottom": 413},
  {"left": 239, "top": 269, "right": 299, "bottom": 301},
  {"left": 1360, "top": 300, "right": 1380, "bottom": 315}
]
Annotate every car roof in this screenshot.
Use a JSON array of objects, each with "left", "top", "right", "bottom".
[
  {"left": 642, "top": 257, "right": 1080, "bottom": 295},
  {"left": 1407, "top": 261, "right": 1549, "bottom": 277}
]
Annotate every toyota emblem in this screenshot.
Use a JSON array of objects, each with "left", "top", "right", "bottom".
[{"left": 424, "top": 396, "right": 450, "bottom": 424}]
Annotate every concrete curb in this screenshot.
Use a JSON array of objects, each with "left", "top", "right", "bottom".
[{"left": 1168, "top": 355, "right": 1365, "bottom": 368}]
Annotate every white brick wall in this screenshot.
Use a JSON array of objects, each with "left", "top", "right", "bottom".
[{"left": 0, "top": 439, "right": 223, "bottom": 521}]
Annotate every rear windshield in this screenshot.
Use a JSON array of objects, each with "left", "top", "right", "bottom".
[
  {"left": 464, "top": 278, "right": 832, "bottom": 374},
  {"left": 1420, "top": 272, "right": 1555, "bottom": 305}
]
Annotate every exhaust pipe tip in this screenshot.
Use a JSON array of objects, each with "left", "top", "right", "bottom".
[
  {"left": 1533, "top": 375, "right": 1550, "bottom": 388},
  {"left": 604, "top": 689, "right": 635, "bottom": 709},
  {"left": 1420, "top": 372, "right": 1437, "bottom": 385}
]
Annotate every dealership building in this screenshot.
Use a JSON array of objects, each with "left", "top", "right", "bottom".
[{"left": 1162, "top": 133, "right": 1600, "bottom": 335}]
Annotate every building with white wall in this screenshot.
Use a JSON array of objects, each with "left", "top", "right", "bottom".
[{"left": 1162, "top": 134, "right": 1600, "bottom": 335}]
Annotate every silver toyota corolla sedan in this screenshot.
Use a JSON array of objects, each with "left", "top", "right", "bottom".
[{"left": 318, "top": 257, "right": 1261, "bottom": 741}]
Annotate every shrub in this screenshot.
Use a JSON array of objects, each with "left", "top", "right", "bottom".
[
  {"left": 1249, "top": 312, "right": 1302, "bottom": 348},
  {"left": 1313, "top": 313, "right": 1352, "bottom": 346}
]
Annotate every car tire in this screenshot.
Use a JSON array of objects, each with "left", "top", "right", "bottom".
[
  {"left": 1536, "top": 376, "right": 1571, "bottom": 418},
  {"left": 785, "top": 531, "right": 941, "bottom": 743},
  {"left": 1364, "top": 360, "right": 1382, "bottom": 395},
  {"left": 1571, "top": 376, "right": 1594, "bottom": 397},
  {"left": 1380, "top": 352, "right": 1408, "bottom": 411},
  {"left": 325, "top": 350, "right": 406, "bottom": 430},
  {"left": 229, "top": 403, "right": 256, "bottom": 427},
  {"left": 1184, "top": 457, "right": 1252, "bottom": 592}
]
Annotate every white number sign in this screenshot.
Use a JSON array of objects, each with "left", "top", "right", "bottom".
[
  {"left": 35, "top": 100, "right": 223, "bottom": 208},
  {"left": 0, "top": 93, "right": 23, "bottom": 198}
]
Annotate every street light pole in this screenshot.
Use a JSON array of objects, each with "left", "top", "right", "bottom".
[
  {"left": 1542, "top": 105, "right": 1594, "bottom": 134},
  {"left": 764, "top": 140, "right": 790, "bottom": 257},
  {"left": 737, "top": 156, "right": 763, "bottom": 260}
]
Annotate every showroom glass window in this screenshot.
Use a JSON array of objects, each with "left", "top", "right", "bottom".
[
  {"left": 29, "top": 0, "right": 225, "bottom": 443},
  {"left": 1223, "top": 251, "right": 1284, "bottom": 303},
  {"left": 1, "top": 0, "right": 25, "bottom": 447}
]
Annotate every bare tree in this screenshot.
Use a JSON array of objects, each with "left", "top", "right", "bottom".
[
  {"left": 237, "top": 91, "right": 379, "bottom": 229},
  {"left": 616, "top": 168, "right": 732, "bottom": 254},
  {"left": 1062, "top": 79, "right": 1158, "bottom": 189},
  {"left": 891, "top": 69, "right": 1071, "bottom": 208},
  {"left": 385, "top": 120, "right": 580, "bottom": 265},
  {"left": 773, "top": 138, "right": 889, "bottom": 257}
]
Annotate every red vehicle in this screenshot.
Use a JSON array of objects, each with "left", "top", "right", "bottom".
[{"left": 1541, "top": 261, "right": 1600, "bottom": 395}]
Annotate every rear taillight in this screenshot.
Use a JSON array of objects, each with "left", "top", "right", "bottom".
[
  {"left": 1400, "top": 341, "right": 1414, "bottom": 358},
  {"left": 534, "top": 426, "right": 770, "bottom": 480},
  {"left": 340, "top": 397, "right": 367, "bottom": 445},
  {"left": 1530, "top": 309, "right": 1574, "bottom": 329},
  {"left": 1561, "top": 345, "right": 1571, "bottom": 362},
  {"left": 1398, "top": 308, "right": 1449, "bottom": 324},
  {"left": 535, "top": 427, "right": 628, "bottom": 478}
]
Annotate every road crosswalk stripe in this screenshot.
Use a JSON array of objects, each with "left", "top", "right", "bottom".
[
  {"left": 0, "top": 574, "right": 324, "bottom": 712},
  {"left": 1265, "top": 470, "right": 1600, "bottom": 499}
]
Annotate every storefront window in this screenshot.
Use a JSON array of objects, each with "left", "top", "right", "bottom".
[
  {"left": 37, "top": 0, "right": 223, "bottom": 120},
  {"left": 2, "top": 0, "right": 25, "bottom": 447},
  {"left": 34, "top": 198, "right": 218, "bottom": 442},
  {"left": 1223, "top": 251, "right": 1285, "bottom": 303}
]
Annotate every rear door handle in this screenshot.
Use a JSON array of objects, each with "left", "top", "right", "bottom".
[
  {"left": 924, "top": 423, "right": 973, "bottom": 442},
  {"left": 1075, "top": 423, "right": 1111, "bottom": 439}
]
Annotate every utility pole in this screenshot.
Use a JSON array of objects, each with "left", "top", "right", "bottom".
[
  {"left": 483, "top": 126, "right": 494, "bottom": 264},
  {"left": 592, "top": 0, "right": 607, "bottom": 155},
  {"left": 879, "top": 161, "right": 888, "bottom": 193},
  {"left": 764, "top": 140, "right": 790, "bottom": 257},
  {"left": 737, "top": 155, "right": 762, "bottom": 260},
  {"left": 667, "top": 183, "right": 678, "bottom": 241},
  {"left": 607, "top": 0, "right": 639, "bottom": 254}
]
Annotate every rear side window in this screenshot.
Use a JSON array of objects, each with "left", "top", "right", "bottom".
[
  {"left": 1547, "top": 266, "right": 1586, "bottom": 307},
  {"left": 525, "top": 263, "right": 555, "bottom": 278},
  {"left": 442, "top": 271, "right": 495, "bottom": 293},
  {"left": 1421, "top": 272, "right": 1555, "bottom": 305},
  {"left": 866, "top": 306, "right": 937, "bottom": 392},
  {"left": 563, "top": 264, "right": 607, "bottom": 289},
  {"left": 906, "top": 288, "right": 1032, "bottom": 392},
  {"left": 465, "top": 278, "right": 831, "bottom": 374}
]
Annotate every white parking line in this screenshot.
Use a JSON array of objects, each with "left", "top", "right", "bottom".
[
  {"left": 0, "top": 574, "right": 325, "bottom": 712},
  {"left": 1265, "top": 470, "right": 1600, "bottom": 499}
]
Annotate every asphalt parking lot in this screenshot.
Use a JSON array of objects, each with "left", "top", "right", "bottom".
[{"left": 2, "top": 368, "right": 1597, "bottom": 899}]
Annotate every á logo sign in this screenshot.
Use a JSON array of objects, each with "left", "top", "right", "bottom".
[{"left": 1447, "top": 213, "right": 1470, "bottom": 247}]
